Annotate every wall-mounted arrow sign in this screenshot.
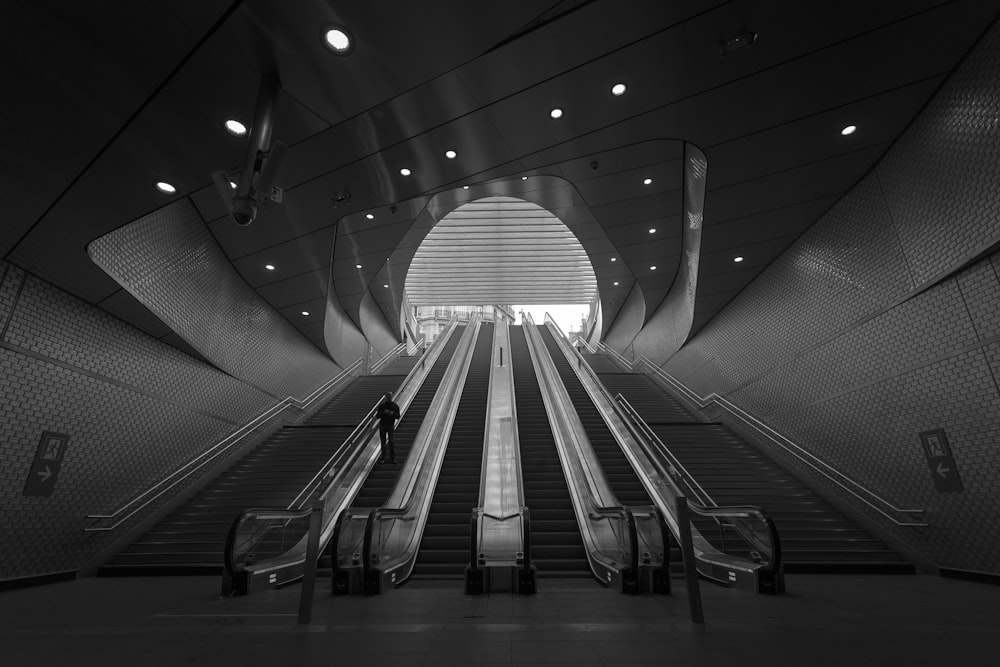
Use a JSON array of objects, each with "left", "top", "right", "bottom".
[
  {"left": 919, "top": 429, "right": 963, "bottom": 493},
  {"left": 23, "top": 432, "right": 69, "bottom": 498}
]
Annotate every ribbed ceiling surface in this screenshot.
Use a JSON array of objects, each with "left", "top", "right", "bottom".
[{"left": 406, "top": 196, "right": 597, "bottom": 306}]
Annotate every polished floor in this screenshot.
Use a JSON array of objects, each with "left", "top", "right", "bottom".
[{"left": 0, "top": 573, "right": 997, "bottom": 666}]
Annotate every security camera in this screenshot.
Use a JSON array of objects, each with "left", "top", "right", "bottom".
[
  {"left": 590, "top": 160, "right": 599, "bottom": 171},
  {"left": 390, "top": 205, "right": 398, "bottom": 214},
  {"left": 232, "top": 196, "right": 258, "bottom": 226}
]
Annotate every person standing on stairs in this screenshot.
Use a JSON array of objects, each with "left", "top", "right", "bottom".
[{"left": 377, "top": 391, "right": 401, "bottom": 464}]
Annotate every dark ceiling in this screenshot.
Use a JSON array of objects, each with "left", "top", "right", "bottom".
[{"left": 3, "top": 0, "right": 998, "bottom": 359}]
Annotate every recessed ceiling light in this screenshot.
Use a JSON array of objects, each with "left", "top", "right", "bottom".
[
  {"left": 400, "top": 168, "right": 411, "bottom": 176},
  {"left": 355, "top": 263, "right": 362, "bottom": 269},
  {"left": 611, "top": 82, "right": 627, "bottom": 96},
  {"left": 155, "top": 181, "right": 177, "bottom": 194},
  {"left": 323, "top": 26, "right": 354, "bottom": 55},
  {"left": 462, "top": 185, "right": 469, "bottom": 190},
  {"left": 613, "top": 281, "right": 619, "bottom": 286},
  {"left": 521, "top": 176, "right": 528, "bottom": 181},
  {"left": 610, "top": 257, "right": 616, "bottom": 262},
  {"left": 650, "top": 265, "right": 657, "bottom": 270},
  {"left": 366, "top": 213, "right": 374, "bottom": 220},
  {"left": 265, "top": 264, "right": 275, "bottom": 271},
  {"left": 223, "top": 118, "right": 247, "bottom": 137},
  {"left": 648, "top": 228, "right": 656, "bottom": 234},
  {"left": 383, "top": 283, "right": 389, "bottom": 288},
  {"left": 643, "top": 178, "right": 653, "bottom": 185},
  {"left": 301, "top": 311, "right": 310, "bottom": 316},
  {"left": 734, "top": 256, "right": 744, "bottom": 262},
  {"left": 549, "top": 108, "right": 564, "bottom": 119},
  {"left": 841, "top": 125, "right": 857, "bottom": 136},
  {"left": 229, "top": 180, "right": 238, "bottom": 190},
  {"left": 445, "top": 149, "right": 457, "bottom": 159}
]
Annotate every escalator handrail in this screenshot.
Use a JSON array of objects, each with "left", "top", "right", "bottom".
[
  {"left": 614, "top": 394, "right": 716, "bottom": 509},
  {"left": 522, "top": 315, "right": 639, "bottom": 580},
  {"left": 547, "top": 317, "right": 782, "bottom": 580},
  {"left": 359, "top": 316, "right": 482, "bottom": 586},
  {"left": 223, "top": 316, "right": 462, "bottom": 587},
  {"left": 289, "top": 316, "right": 462, "bottom": 510}
]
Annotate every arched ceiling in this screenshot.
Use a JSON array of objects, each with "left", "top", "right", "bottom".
[
  {"left": 405, "top": 196, "right": 597, "bottom": 305},
  {"left": 3, "top": 1, "right": 999, "bottom": 358}
]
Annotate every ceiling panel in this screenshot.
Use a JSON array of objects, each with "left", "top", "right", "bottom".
[{"left": 256, "top": 269, "right": 328, "bottom": 308}]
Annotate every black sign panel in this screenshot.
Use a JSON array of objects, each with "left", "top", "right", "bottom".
[
  {"left": 23, "top": 431, "right": 70, "bottom": 498},
  {"left": 919, "top": 429, "right": 963, "bottom": 493}
]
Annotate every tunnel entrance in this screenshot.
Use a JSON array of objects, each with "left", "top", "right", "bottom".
[{"left": 405, "top": 196, "right": 598, "bottom": 342}]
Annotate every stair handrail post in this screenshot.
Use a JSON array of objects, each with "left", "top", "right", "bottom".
[
  {"left": 676, "top": 496, "right": 704, "bottom": 624},
  {"left": 297, "top": 504, "right": 323, "bottom": 624}
]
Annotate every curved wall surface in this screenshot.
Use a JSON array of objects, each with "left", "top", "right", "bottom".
[
  {"left": 88, "top": 198, "right": 340, "bottom": 399},
  {"left": 663, "top": 25, "right": 1000, "bottom": 574}
]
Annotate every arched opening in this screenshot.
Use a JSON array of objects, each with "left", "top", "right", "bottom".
[{"left": 405, "top": 196, "right": 598, "bottom": 341}]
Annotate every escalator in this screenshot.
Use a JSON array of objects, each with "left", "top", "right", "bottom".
[
  {"left": 594, "top": 360, "right": 913, "bottom": 574},
  {"left": 412, "top": 323, "right": 493, "bottom": 578},
  {"left": 98, "top": 366, "right": 413, "bottom": 576},
  {"left": 510, "top": 326, "right": 589, "bottom": 576},
  {"left": 540, "top": 330, "right": 655, "bottom": 510},
  {"left": 340, "top": 328, "right": 465, "bottom": 534}
]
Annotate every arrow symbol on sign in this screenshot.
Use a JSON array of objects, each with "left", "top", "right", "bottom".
[
  {"left": 37, "top": 466, "right": 52, "bottom": 482},
  {"left": 936, "top": 462, "right": 951, "bottom": 478}
]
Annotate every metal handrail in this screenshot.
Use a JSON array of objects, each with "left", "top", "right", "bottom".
[
  {"left": 596, "top": 342, "right": 634, "bottom": 369},
  {"left": 224, "top": 317, "right": 463, "bottom": 595},
  {"left": 615, "top": 394, "right": 715, "bottom": 509},
  {"left": 636, "top": 357, "right": 927, "bottom": 527},
  {"left": 406, "top": 337, "right": 426, "bottom": 356},
  {"left": 524, "top": 314, "right": 642, "bottom": 589},
  {"left": 85, "top": 358, "right": 364, "bottom": 531},
  {"left": 370, "top": 343, "right": 406, "bottom": 374},
  {"left": 554, "top": 325, "right": 782, "bottom": 592}
]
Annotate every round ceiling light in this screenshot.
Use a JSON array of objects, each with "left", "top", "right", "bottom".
[
  {"left": 400, "top": 168, "right": 411, "bottom": 176},
  {"left": 841, "top": 125, "right": 857, "bottom": 136},
  {"left": 610, "top": 257, "right": 617, "bottom": 262},
  {"left": 611, "top": 82, "right": 627, "bottom": 96},
  {"left": 323, "top": 26, "right": 354, "bottom": 55},
  {"left": 366, "top": 213, "right": 374, "bottom": 220},
  {"left": 549, "top": 108, "right": 564, "bottom": 119},
  {"left": 301, "top": 311, "right": 310, "bottom": 316},
  {"left": 223, "top": 118, "right": 247, "bottom": 136},
  {"left": 462, "top": 185, "right": 469, "bottom": 190},
  {"left": 155, "top": 181, "right": 177, "bottom": 194},
  {"left": 355, "top": 263, "right": 362, "bottom": 269},
  {"left": 613, "top": 281, "right": 619, "bottom": 286},
  {"left": 650, "top": 265, "right": 657, "bottom": 270},
  {"left": 383, "top": 283, "right": 389, "bottom": 288},
  {"left": 648, "top": 228, "right": 656, "bottom": 234},
  {"left": 643, "top": 177, "right": 653, "bottom": 185},
  {"left": 734, "top": 256, "right": 744, "bottom": 262},
  {"left": 445, "top": 149, "right": 457, "bottom": 159},
  {"left": 264, "top": 264, "right": 275, "bottom": 271}
]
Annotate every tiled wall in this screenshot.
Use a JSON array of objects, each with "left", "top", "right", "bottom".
[
  {"left": 0, "top": 261, "right": 298, "bottom": 581},
  {"left": 88, "top": 198, "right": 339, "bottom": 400},
  {"left": 664, "top": 23, "right": 1000, "bottom": 574}
]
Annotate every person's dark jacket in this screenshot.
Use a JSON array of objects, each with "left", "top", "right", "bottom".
[{"left": 377, "top": 400, "right": 400, "bottom": 425}]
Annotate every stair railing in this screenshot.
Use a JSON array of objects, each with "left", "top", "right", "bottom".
[
  {"left": 406, "top": 336, "right": 426, "bottom": 356},
  {"left": 636, "top": 358, "right": 927, "bottom": 528},
  {"left": 85, "top": 357, "right": 364, "bottom": 532},
  {"left": 221, "top": 316, "right": 462, "bottom": 596},
  {"left": 370, "top": 343, "right": 406, "bottom": 374}
]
